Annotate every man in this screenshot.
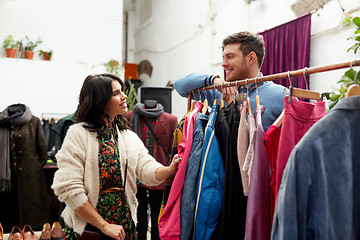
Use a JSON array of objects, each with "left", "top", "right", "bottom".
[{"left": 174, "top": 31, "right": 287, "bottom": 131}]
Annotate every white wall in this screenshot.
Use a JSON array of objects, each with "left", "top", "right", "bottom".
[
  {"left": 131, "top": 0, "right": 360, "bottom": 119},
  {"left": 0, "top": 0, "right": 123, "bottom": 118},
  {"left": 1, "top": 0, "right": 360, "bottom": 120}
]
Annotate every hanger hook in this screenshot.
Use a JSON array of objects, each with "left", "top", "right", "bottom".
[
  {"left": 203, "top": 87, "right": 208, "bottom": 100},
  {"left": 192, "top": 90, "right": 196, "bottom": 101},
  {"left": 245, "top": 78, "right": 249, "bottom": 97},
  {"left": 254, "top": 77, "right": 259, "bottom": 95},
  {"left": 303, "top": 67, "right": 309, "bottom": 90},
  {"left": 287, "top": 70, "right": 292, "bottom": 87}
]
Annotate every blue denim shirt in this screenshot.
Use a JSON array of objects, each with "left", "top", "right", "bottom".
[
  {"left": 180, "top": 113, "right": 209, "bottom": 240},
  {"left": 271, "top": 96, "right": 360, "bottom": 240}
]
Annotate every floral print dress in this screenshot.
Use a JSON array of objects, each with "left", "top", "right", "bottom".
[{"left": 63, "top": 126, "right": 137, "bottom": 239}]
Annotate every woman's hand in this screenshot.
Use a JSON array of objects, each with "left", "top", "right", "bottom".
[
  {"left": 155, "top": 154, "right": 181, "bottom": 181},
  {"left": 100, "top": 223, "right": 125, "bottom": 240},
  {"left": 168, "top": 154, "right": 181, "bottom": 175}
]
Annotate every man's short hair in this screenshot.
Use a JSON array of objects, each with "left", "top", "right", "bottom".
[{"left": 222, "top": 31, "right": 265, "bottom": 68}]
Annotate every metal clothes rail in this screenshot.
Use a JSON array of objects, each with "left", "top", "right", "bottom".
[{"left": 187, "top": 59, "right": 360, "bottom": 111}]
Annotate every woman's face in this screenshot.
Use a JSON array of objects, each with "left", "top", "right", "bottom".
[{"left": 104, "top": 80, "right": 128, "bottom": 121}]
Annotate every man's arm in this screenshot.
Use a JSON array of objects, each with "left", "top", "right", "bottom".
[
  {"left": 173, "top": 73, "right": 217, "bottom": 97},
  {"left": 174, "top": 73, "right": 238, "bottom": 102}
]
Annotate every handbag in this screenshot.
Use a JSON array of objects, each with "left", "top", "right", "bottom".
[{"left": 142, "top": 117, "right": 168, "bottom": 159}]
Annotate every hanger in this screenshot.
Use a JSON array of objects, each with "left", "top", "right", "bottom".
[
  {"left": 236, "top": 80, "right": 244, "bottom": 103},
  {"left": 345, "top": 84, "right": 360, "bottom": 97},
  {"left": 225, "top": 81, "right": 235, "bottom": 108},
  {"left": 272, "top": 72, "right": 293, "bottom": 127},
  {"left": 345, "top": 61, "right": 360, "bottom": 97},
  {"left": 219, "top": 83, "right": 225, "bottom": 109},
  {"left": 190, "top": 91, "right": 196, "bottom": 111},
  {"left": 288, "top": 68, "right": 323, "bottom": 103},
  {"left": 255, "top": 77, "right": 260, "bottom": 107},
  {"left": 272, "top": 110, "right": 284, "bottom": 127},
  {"left": 202, "top": 87, "right": 209, "bottom": 114},
  {"left": 213, "top": 84, "right": 218, "bottom": 105},
  {"left": 245, "top": 78, "right": 252, "bottom": 115}
]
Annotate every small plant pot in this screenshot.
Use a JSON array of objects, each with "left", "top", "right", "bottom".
[
  {"left": 43, "top": 52, "right": 52, "bottom": 61},
  {"left": 5, "top": 48, "right": 16, "bottom": 58},
  {"left": 24, "top": 50, "right": 34, "bottom": 59}
]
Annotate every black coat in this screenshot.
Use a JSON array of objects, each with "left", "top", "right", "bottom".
[{"left": 0, "top": 115, "right": 50, "bottom": 232}]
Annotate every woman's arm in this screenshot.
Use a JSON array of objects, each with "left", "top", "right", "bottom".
[
  {"left": 74, "top": 202, "right": 125, "bottom": 240},
  {"left": 155, "top": 154, "right": 181, "bottom": 181}
]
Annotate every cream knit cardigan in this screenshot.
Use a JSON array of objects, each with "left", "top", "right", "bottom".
[{"left": 51, "top": 123, "right": 164, "bottom": 234}]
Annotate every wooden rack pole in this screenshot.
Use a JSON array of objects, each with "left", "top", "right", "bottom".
[{"left": 187, "top": 59, "right": 360, "bottom": 111}]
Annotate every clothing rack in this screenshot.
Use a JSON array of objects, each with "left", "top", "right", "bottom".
[
  {"left": 187, "top": 59, "right": 360, "bottom": 111},
  {"left": 41, "top": 112, "right": 70, "bottom": 122}
]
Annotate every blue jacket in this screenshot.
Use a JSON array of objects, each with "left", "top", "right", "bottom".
[
  {"left": 180, "top": 113, "right": 209, "bottom": 240},
  {"left": 194, "top": 104, "right": 224, "bottom": 240},
  {"left": 271, "top": 96, "right": 360, "bottom": 240},
  {"left": 174, "top": 73, "right": 287, "bottom": 132}
]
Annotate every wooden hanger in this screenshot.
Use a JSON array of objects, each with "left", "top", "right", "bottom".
[
  {"left": 190, "top": 100, "right": 196, "bottom": 111},
  {"left": 202, "top": 99, "right": 209, "bottom": 114},
  {"left": 288, "top": 68, "right": 323, "bottom": 103},
  {"left": 272, "top": 109, "right": 284, "bottom": 127},
  {"left": 245, "top": 79, "right": 252, "bottom": 115},
  {"left": 226, "top": 95, "right": 234, "bottom": 108},
  {"left": 345, "top": 84, "right": 360, "bottom": 97},
  {"left": 201, "top": 88, "right": 209, "bottom": 114},
  {"left": 190, "top": 91, "right": 197, "bottom": 111},
  {"left": 254, "top": 77, "right": 260, "bottom": 107},
  {"left": 220, "top": 98, "right": 225, "bottom": 109}
]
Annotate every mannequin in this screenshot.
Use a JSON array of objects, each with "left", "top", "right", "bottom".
[
  {"left": 126, "top": 100, "right": 178, "bottom": 240},
  {"left": 144, "top": 99, "right": 157, "bottom": 109},
  {"left": 0, "top": 103, "right": 49, "bottom": 232}
]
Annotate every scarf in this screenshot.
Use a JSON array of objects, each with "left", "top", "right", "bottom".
[
  {"left": 130, "top": 102, "right": 164, "bottom": 138},
  {"left": 0, "top": 104, "right": 32, "bottom": 192}
]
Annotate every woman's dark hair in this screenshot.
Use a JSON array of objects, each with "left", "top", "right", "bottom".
[{"left": 76, "top": 73, "right": 130, "bottom": 137}]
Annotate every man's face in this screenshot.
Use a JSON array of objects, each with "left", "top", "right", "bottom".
[{"left": 222, "top": 43, "right": 250, "bottom": 82}]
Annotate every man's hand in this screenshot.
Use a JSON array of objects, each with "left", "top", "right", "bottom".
[{"left": 213, "top": 76, "right": 238, "bottom": 101}]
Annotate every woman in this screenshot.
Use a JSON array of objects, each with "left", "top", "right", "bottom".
[{"left": 51, "top": 74, "right": 180, "bottom": 240}]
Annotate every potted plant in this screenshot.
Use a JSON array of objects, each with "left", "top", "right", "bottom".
[
  {"left": 38, "top": 50, "right": 53, "bottom": 61},
  {"left": 3, "top": 35, "right": 18, "bottom": 58},
  {"left": 24, "top": 36, "right": 42, "bottom": 59}
]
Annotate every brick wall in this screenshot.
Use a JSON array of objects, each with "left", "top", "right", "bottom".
[{"left": 0, "top": 0, "right": 123, "bottom": 64}]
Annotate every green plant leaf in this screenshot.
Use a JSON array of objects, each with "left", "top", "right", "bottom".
[
  {"left": 353, "top": 17, "right": 360, "bottom": 27},
  {"left": 339, "top": 85, "right": 347, "bottom": 95},
  {"left": 329, "top": 93, "right": 340, "bottom": 101}
]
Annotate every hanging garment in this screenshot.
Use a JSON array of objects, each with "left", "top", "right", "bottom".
[
  {"left": 237, "top": 102, "right": 250, "bottom": 196},
  {"left": 242, "top": 112, "right": 256, "bottom": 187},
  {"left": 275, "top": 96, "right": 326, "bottom": 197},
  {"left": 159, "top": 101, "right": 203, "bottom": 240},
  {"left": 52, "top": 111, "right": 76, "bottom": 154},
  {"left": 159, "top": 112, "right": 189, "bottom": 220},
  {"left": 193, "top": 104, "right": 224, "bottom": 240},
  {"left": 245, "top": 105, "right": 271, "bottom": 240},
  {"left": 180, "top": 113, "right": 208, "bottom": 240},
  {"left": 42, "top": 118, "right": 56, "bottom": 152},
  {"left": 0, "top": 104, "right": 49, "bottom": 233},
  {"left": 271, "top": 96, "right": 360, "bottom": 240},
  {"left": 263, "top": 125, "right": 281, "bottom": 227},
  {"left": 216, "top": 103, "right": 247, "bottom": 240}
]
